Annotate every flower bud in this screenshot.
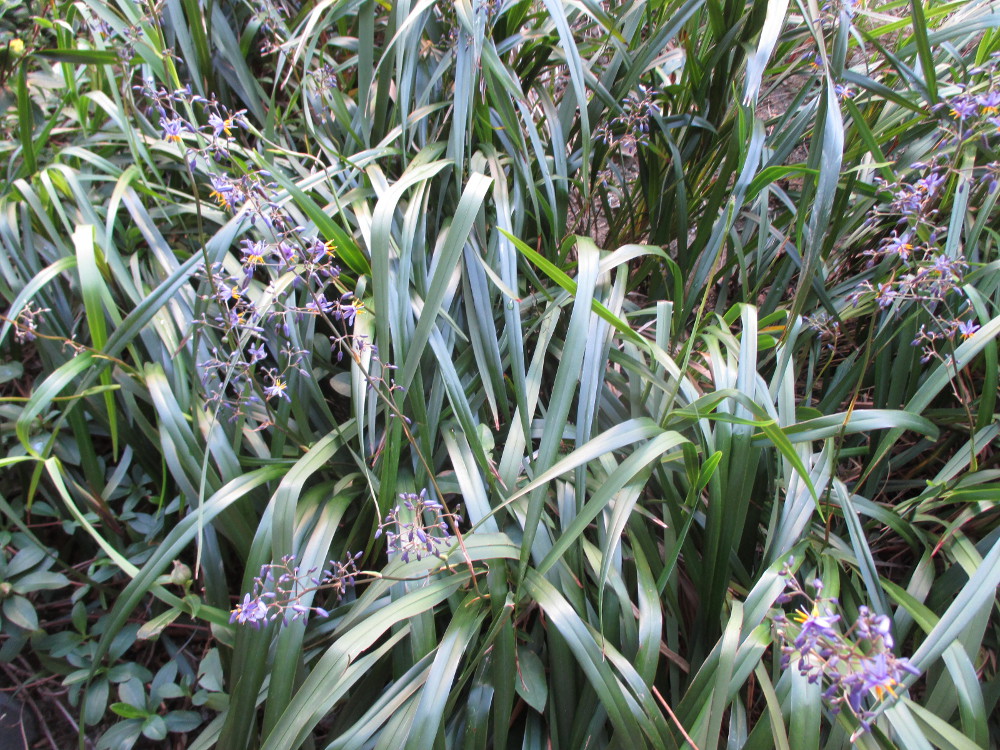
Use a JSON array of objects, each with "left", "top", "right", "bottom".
[{"left": 170, "top": 560, "right": 193, "bottom": 587}]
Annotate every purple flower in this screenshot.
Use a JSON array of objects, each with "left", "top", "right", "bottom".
[
  {"left": 875, "top": 282, "right": 897, "bottom": 309},
  {"left": 880, "top": 233, "right": 914, "bottom": 260},
  {"left": 209, "top": 173, "right": 242, "bottom": 210},
  {"left": 793, "top": 607, "right": 840, "bottom": 654},
  {"left": 855, "top": 606, "right": 894, "bottom": 649},
  {"left": 773, "top": 572, "right": 921, "bottom": 738},
  {"left": 276, "top": 241, "right": 298, "bottom": 270},
  {"left": 834, "top": 83, "right": 854, "bottom": 99},
  {"left": 929, "top": 253, "right": 966, "bottom": 283},
  {"left": 160, "top": 116, "right": 187, "bottom": 142},
  {"left": 977, "top": 90, "right": 1000, "bottom": 115},
  {"left": 264, "top": 377, "right": 290, "bottom": 401},
  {"left": 847, "top": 652, "right": 918, "bottom": 710},
  {"left": 289, "top": 603, "right": 310, "bottom": 621},
  {"left": 915, "top": 172, "right": 946, "bottom": 197},
  {"left": 376, "top": 490, "right": 460, "bottom": 562},
  {"left": 248, "top": 341, "right": 267, "bottom": 362},
  {"left": 948, "top": 96, "right": 978, "bottom": 120},
  {"left": 956, "top": 319, "right": 979, "bottom": 338},
  {"left": 214, "top": 278, "right": 247, "bottom": 303},
  {"left": 336, "top": 294, "right": 364, "bottom": 326},
  {"left": 240, "top": 239, "right": 268, "bottom": 273},
  {"left": 230, "top": 593, "right": 269, "bottom": 627},
  {"left": 308, "top": 237, "right": 336, "bottom": 262},
  {"left": 208, "top": 112, "right": 233, "bottom": 137},
  {"left": 305, "top": 294, "right": 334, "bottom": 314}
]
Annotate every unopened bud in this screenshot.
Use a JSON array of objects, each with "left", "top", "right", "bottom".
[{"left": 170, "top": 560, "right": 193, "bottom": 587}]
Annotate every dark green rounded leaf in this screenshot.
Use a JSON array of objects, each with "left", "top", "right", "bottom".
[
  {"left": 164, "top": 710, "right": 203, "bottom": 733},
  {"left": 141, "top": 715, "right": 168, "bottom": 741},
  {"left": 2, "top": 595, "right": 38, "bottom": 630},
  {"left": 110, "top": 702, "right": 149, "bottom": 720}
]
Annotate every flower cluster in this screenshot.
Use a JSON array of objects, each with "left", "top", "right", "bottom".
[
  {"left": 229, "top": 490, "right": 464, "bottom": 628},
  {"left": 244, "top": 0, "right": 292, "bottom": 55},
  {"left": 306, "top": 64, "right": 343, "bottom": 120},
  {"left": 849, "top": 158, "right": 980, "bottom": 364},
  {"left": 849, "top": 251, "right": 968, "bottom": 307},
  {"left": 926, "top": 55, "right": 1000, "bottom": 189},
  {"left": 134, "top": 78, "right": 250, "bottom": 163},
  {"left": 824, "top": 41, "right": 1000, "bottom": 370},
  {"left": 935, "top": 85, "right": 1000, "bottom": 150},
  {"left": 10, "top": 301, "right": 50, "bottom": 344},
  {"left": 132, "top": 78, "right": 402, "bottom": 425},
  {"left": 872, "top": 170, "right": 947, "bottom": 227},
  {"left": 837, "top": 58, "right": 999, "bottom": 410},
  {"left": 375, "top": 490, "right": 462, "bottom": 563},
  {"left": 803, "top": 310, "right": 841, "bottom": 350},
  {"left": 594, "top": 86, "right": 661, "bottom": 209},
  {"left": 84, "top": 1, "right": 163, "bottom": 65},
  {"left": 772, "top": 562, "right": 920, "bottom": 739},
  {"left": 476, "top": 0, "right": 502, "bottom": 22},
  {"left": 911, "top": 315, "right": 979, "bottom": 357},
  {"left": 229, "top": 553, "right": 362, "bottom": 628},
  {"left": 596, "top": 85, "right": 660, "bottom": 157}
]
